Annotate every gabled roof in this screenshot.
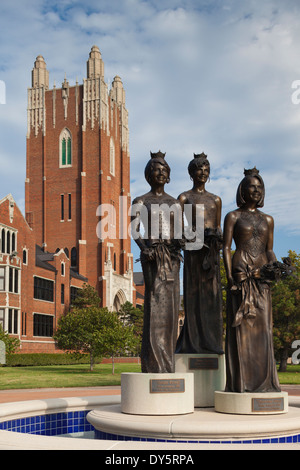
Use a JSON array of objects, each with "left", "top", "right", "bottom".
[
  {"left": 35, "top": 245, "right": 88, "bottom": 281},
  {"left": 133, "top": 272, "right": 144, "bottom": 285},
  {"left": 70, "top": 269, "right": 88, "bottom": 282},
  {"left": 0, "top": 193, "right": 15, "bottom": 206},
  {"left": 35, "top": 245, "right": 56, "bottom": 272},
  {"left": 0, "top": 193, "right": 33, "bottom": 231}
]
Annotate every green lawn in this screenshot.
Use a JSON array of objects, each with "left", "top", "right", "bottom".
[
  {"left": 0, "top": 363, "right": 299, "bottom": 390},
  {"left": 277, "top": 365, "right": 300, "bottom": 385},
  {"left": 0, "top": 363, "right": 141, "bottom": 390}
]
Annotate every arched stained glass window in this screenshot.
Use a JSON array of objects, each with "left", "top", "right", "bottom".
[
  {"left": 62, "top": 138, "right": 66, "bottom": 165},
  {"left": 67, "top": 137, "right": 71, "bottom": 165},
  {"left": 60, "top": 129, "right": 72, "bottom": 167}
]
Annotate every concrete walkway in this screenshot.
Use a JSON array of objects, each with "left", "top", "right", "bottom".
[{"left": 0, "top": 386, "right": 121, "bottom": 403}]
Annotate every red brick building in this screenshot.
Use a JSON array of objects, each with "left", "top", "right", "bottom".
[
  {"left": 133, "top": 272, "right": 145, "bottom": 309},
  {"left": 0, "top": 46, "right": 135, "bottom": 353},
  {"left": 0, "top": 194, "right": 86, "bottom": 352}
]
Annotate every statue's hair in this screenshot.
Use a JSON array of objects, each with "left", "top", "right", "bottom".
[
  {"left": 236, "top": 168, "right": 265, "bottom": 208},
  {"left": 144, "top": 151, "right": 170, "bottom": 184},
  {"left": 188, "top": 153, "right": 210, "bottom": 177}
]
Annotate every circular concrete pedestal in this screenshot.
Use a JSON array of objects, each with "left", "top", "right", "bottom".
[
  {"left": 215, "top": 391, "right": 288, "bottom": 415},
  {"left": 121, "top": 372, "right": 194, "bottom": 415},
  {"left": 175, "top": 353, "right": 225, "bottom": 407}
]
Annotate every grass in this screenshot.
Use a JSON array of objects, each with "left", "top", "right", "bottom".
[
  {"left": 0, "top": 363, "right": 299, "bottom": 391},
  {"left": 277, "top": 365, "right": 300, "bottom": 385},
  {"left": 0, "top": 363, "right": 141, "bottom": 390}
]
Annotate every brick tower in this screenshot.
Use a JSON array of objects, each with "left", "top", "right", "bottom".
[{"left": 25, "top": 46, "right": 133, "bottom": 309}]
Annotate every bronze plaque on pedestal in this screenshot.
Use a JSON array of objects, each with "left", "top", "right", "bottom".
[
  {"left": 252, "top": 397, "right": 284, "bottom": 412},
  {"left": 188, "top": 357, "right": 219, "bottom": 370},
  {"left": 150, "top": 378, "right": 185, "bottom": 394}
]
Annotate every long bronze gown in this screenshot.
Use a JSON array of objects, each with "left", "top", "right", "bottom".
[
  {"left": 135, "top": 194, "right": 182, "bottom": 373},
  {"left": 225, "top": 210, "right": 281, "bottom": 393},
  {"left": 176, "top": 233, "right": 224, "bottom": 354},
  {"left": 175, "top": 189, "right": 224, "bottom": 355}
]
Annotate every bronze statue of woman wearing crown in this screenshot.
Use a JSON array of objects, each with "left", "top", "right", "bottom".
[
  {"left": 131, "top": 151, "right": 183, "bottom": 373},
  {"left": 223, "top": 167, "right": 281, "bottom": 393},
  {"left": 176, "top": 153, "right": 224, "bottom": 355}
]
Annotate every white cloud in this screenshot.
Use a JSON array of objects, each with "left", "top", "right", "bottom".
[{"left": 0, "top": 0, "right": 299, "bottom": 258}]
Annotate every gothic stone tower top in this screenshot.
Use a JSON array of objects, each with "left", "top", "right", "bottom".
[
  {"left": 32, "top": 55, "right": 49, "bottom": 89},
  {"left": 87, "top": 45, "right": 104, "bottom": 79},
  {"left": 25, "top": 46, "right": 132, "bottom": 309}
]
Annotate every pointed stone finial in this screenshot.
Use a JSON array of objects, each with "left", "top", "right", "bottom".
[
  {"left": 87, "top": 45, "right": 104, "bottom": 78},
  {"left": 110, "top": 75, "right": 125, "bottom": 105},
  {"left": 32, "top": 55, "right": 49, "bottom": 89}
]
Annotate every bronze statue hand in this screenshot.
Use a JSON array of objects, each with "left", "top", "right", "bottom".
[
  {"left": 142, "top": 247, "right": 155, "bottom": 261},
  {"left": 227, "top": 276, "right": 235, "bottom": 289}
]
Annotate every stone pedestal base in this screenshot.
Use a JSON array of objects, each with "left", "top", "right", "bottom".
[
  {"left": 121, "top": 372, "right": 194, "bottom": 415},
  {"left": 175, "top": 354, "right": 225, "bottom": 407},
  {"left": 215, "top": 391, "right": 289, "bottom": 415}
]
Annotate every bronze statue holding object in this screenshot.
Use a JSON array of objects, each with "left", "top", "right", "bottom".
[{"left": 223, "top": 167, "right": 282, "bottom": 393}]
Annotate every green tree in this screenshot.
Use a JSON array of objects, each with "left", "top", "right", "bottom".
[
  {"left": 54, "top": 306, "right": 138, "bottom": 372},
  {"left": 117, "top": 301, "right": 144, "bottom": 356},
  {"left": 220, "top": 254, "right": 228, "bottom": 313},
  {"left": 54, "top": 285, "right": 139, "bottom": 373},
  {"left": 71, "top": 283, "right": 101, "bottom": 308},
  {"left": 272, "top": 250, "right": 300, "bottom": 372},
  {"left": 101, "top": 310, "right": 140, "bottom": 374},
  {"left": 54, "top": 306, "right": 104, "bottom": 371},
  {"left": 220, "top": 252, "right": 231, "bottom": 338},
  {"left": 0, "top": 325, "right": 20, "bottom": 362}
]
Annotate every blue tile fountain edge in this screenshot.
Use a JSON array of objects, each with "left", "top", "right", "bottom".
[
  {"left": 94, "top": 429, "right": 300, "bottom": 444},
  {"left": 0, "top": 410, "right": 93, "bottom": 436},
  {"left": 1, "top": 411, "right": 300, "bottom": 443}
]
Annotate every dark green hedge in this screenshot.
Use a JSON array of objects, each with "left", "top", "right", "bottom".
[{"left": 6, "top": 353, "right": 102, "bottom": 367}]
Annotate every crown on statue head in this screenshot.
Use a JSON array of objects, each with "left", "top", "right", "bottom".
[
  {"left": 193, "top": 152, "right": 207, "bottom": 159},
  {"left": 150, "top": 150, "right": 166, "bottom": 159},
  {"left": 244, "top": 166, "right": 259, "bottom": 176}
]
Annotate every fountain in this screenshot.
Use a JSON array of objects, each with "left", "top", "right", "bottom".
[
  {"left": 1, "top": 159, "right": 299, "bottom": 450},
  {"left": 85, "top": 158, "right": 300, "bottom": 447}
]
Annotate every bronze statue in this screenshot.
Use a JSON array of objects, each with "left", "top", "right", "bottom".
[
  {"left": 131, "top": 151, "right": 183, "bottom": 373},
  {"left": 223, "top": 167, "right": 281, "bottom": 393},
  {"left": 176, "top": 153, "right": 224, "bottom": 355}
]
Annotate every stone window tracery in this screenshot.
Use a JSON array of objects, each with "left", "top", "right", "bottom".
[{"left": 60, "top": 128, "right": 72, "bottom": 167}]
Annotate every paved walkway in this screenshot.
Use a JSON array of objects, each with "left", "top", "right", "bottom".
[
  {"left": 0, "top": 385, "right": 298, "bottom": 403},
  {"left": 281, "top": 385, "right": 300, "bottom": 396},
  {"left": 0, "top": 386, "right": 121, "bottom": 403}
]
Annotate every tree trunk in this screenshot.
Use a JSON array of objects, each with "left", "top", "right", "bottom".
[
  {"left": 112, "top": 355, "right": 115, "bottom": 375},
  {"left": 278, "top": 348, "right": 289, "bottom": 372},
  {"left": 90, "top": 352, "right": 94, "bottom": 372}
]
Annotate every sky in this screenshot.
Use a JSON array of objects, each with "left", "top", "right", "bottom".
[{"left": 0, "top": 0, "right": 299, "bottom": 268}]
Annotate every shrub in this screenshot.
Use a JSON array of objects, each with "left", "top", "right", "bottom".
[{"left": 6, "top": 353, "right": 101, "bottom": 367}]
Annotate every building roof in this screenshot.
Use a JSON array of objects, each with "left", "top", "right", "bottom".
[
  {"left": 35, "top": 245, "right": 56, "bottom": 272},
  {"left": 133, "top": 272, "right": 144, "bottom": 286},
  {"left": 35, "top": 245, "right": 88, "bottom": 282},
  {"left": 70, "top": 269, "right": 88, "bottom": 282}
]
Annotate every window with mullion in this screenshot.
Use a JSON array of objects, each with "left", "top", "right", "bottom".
[
  {"left": 62, "top": 138, "right": 66, "bottom": 166},
  {"left": 67, "top": 137, "right": 71, "bottom": 165}
]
